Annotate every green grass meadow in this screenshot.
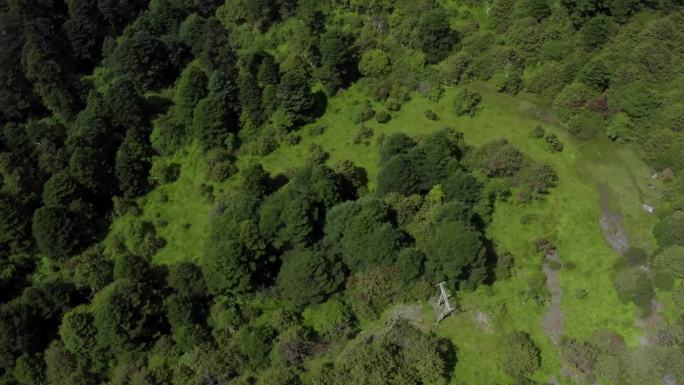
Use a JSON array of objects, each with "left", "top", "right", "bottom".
[{"left": 108, "top": 82, "right": 666, "bottom": 384}]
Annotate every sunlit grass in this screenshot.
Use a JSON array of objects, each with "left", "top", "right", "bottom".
[{"left": 107, "top": 80, "right": 665, "bottom": 384}]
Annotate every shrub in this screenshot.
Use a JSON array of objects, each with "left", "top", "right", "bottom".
[
  {"left": 563, "top": 339, "right": 599, "bottom": 374},
  {"left": 652, "top": 246, "right": 684, "bottom": 279},
  {"left": 490, "top": 71, "right": 523, "bottom": 94},
  {"left": 553, "top": 82, "right": 594, "bottom": 122},
  {"left": 153, "top": 113, "right": 186, "bottom": 155},
  {"left": 673, "top": 285, "right": 684, "bottom": 308},
  {"left": 302, "top": 298, "right": 357, "bottom": 340},
  {"left": 375, "top": 110, "right": 391, "bottom": 124},
  {"left": 309, "top": 123, "right": 326, "bottom": 136},
  {"left": 251, "top": 134, "right": 279, "bottom": 156},
  {"left": 205, "top": 148, "right": 235, "bottom": 182},
  {"left": 474, "top": 139, "right": 525, "bottom": 177},
  {"left": 609, "top": 81, "right": 659, "bottom": 119},
  {"left": 516, "top": 163, "right": 558, "bottom": 202},
  {"left": 623, "top": 247, "right": 648, "bottom": 267},
  {"left": 606, "top": 112, "right": 635, "bottom": 142},
  {"left": 439, "top": 51, "right": 473, "bottom": 85},
  {"left": 271, "top": 325, "right": 316, "bottom": 366},
  {"left": 652, "top": 271, "right": 674, "bottom": 291},
  {"left": 346, "top": 265, "right": 401, "bottom": 320},
  {"left": 353, "top": 102, "right": 376, "bottom": 124},
  {"left": 424, "top": 109, "right": 439, "bottom": 121},
  {"left": 567, "top": 110, "right": 602, "bottom": 139},
  {"left": 639, "top": 130, "right": 684, "bottom": 172},
  {"left": 501, "top": 331, "right": 541, "bottom": 381},
  {"left": 534, "top": 237, "right": 556, "bottom": 254},
  {"left": 359, "top": 49, "right": 391, "bottom": 77},
  {"left": 353, "top": 125, "right": 374, "bottom": 145},
  {"left": 150, "top": 161, "right": 181, "bottom": 185},
  {"left": 531, "top": 125, "right": 545, "bottom": 138},
  {"left": 524, "top": 61, "right": 566, "bottom": 98},
  {"left": 654, "top": 211, "right": 684, "bottom": 247},
  {"left": 386, "top": 100, "right": 402, "bottom": 111},
  {"left": 613, "top": 267, "right": 654, "bottom": 317},
  {"left": 544, "top": 133, "right": 563, "bottom": 152},
  {"left": 307, "top": 143, "right": 330, "bottom": 165},
  {"left": 198, "top": 183, "right": 214, "bottom": 203},
  {"left": 575, "top": 288, "right": 588, "bottom": 299},
  {"left": 453, "top": 89, "right": 482, "bottom": 117},
  {"left": 495, "top": 253, "right": 514, "bottom": 280}
]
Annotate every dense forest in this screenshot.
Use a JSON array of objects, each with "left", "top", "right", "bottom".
[{"left": 0, "top": 0, "right": 683, "bottom": 384}]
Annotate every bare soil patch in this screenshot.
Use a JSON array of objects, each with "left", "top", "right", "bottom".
[
  {"left": 542, "top": 250, "right": 565, "bottom": 345},
  {"left": 598, "top": 189, "right": 630, "bottom": 254}
]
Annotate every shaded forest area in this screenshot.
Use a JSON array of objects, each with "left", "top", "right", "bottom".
[{"left": 0, "top": 0, "right": 683, "bottom": 384}]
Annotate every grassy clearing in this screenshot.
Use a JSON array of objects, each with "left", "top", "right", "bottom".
[
  {"left": 108, "top": 142, "right": 214, "bottom": 264},
  {"left": 108, "top": 81, "right": 665, "bottom": 384},
  {"left": 431, "top": 86, "right": 660, "bottom": 383}
]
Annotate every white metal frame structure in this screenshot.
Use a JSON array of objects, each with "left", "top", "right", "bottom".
[{"left": 436, "top": 281, "right": 454, "bottom": 322}]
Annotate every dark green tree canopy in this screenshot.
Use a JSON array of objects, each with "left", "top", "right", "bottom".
[
  {"left": 113, "top": 253, "right": 152, "bottom": 282},
  {"left": 203, "top": 238, "right": 254, "bottom": 295},
  {"left": 109, "top": 30, "right": 177, "bottom": 90},
  {"left": 175, "top": 63, "right": 209, "bottom": 125},
  {"left": 324, "top": 197, "right": 407, "bottom": 271},
  {"left": 92, "top": 279, "right": 160, "bottom": 353},
  {"left": 276, "top": 249, "right": 344, "bottom": 307},
  {"left": 277, "top": 61, "right": 315, "bottom": 124},
  {"left": 167, "top": 262, "right": 208, "bottom": 299},
  {"left": 0, "top": 1, "right": 677, "bottom": 385},
  {"left": 115, "top": 126, "right": 152, "bottom": 198},
  {"left": 380, "top": 133, "right": 417, "bottom": 162},
  {"left": 259, "top": 164, "right": 344, "bottom": 250},
  {"left": 426, "top": 220, "right": 486, "bottom": 286},
  {"left": 416, "top": 9, "right": 458, "bottom": 64},
  {"left": 32, "top": 206, "right": 81, "bottom": 261},
  {"left": 59, "top": 306, "right": 97, "bottom": 356},
  {"left": 654, "top": 211, "right": 684, "bottom": 248},
  {"left": 317, "top": 28, "right": 356, "bottom": 94}
]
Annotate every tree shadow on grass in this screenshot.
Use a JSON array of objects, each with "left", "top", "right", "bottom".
[{"left": 310, "top": 90, "right": 328, "bottom": 120}]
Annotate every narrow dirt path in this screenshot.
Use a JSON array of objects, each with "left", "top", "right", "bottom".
[
  {"left": 599, "top": 187, "right": 630, "bottom": 255},
  {"left": 542, "top": 249, "right": 566, "bottom": 385},
  {"left": 636, "top": 299, "right": 663, "bottom": 346},
  {"left": 542, "top": 250, "right": 564, "bottom": 345},
  {"left": 598, "top": 188, "right": 663, "bottom": 341},
  {"left": 598, "top": 187, "right": 670, "bottom": 385},
  {"left": 595, "top": 187, "right": 679, "bottom": 384}
]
